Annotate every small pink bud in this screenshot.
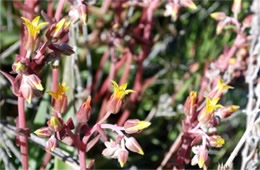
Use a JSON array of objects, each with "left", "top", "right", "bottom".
[
  {"left": 232, "top": 0, "right": 242, "bottom": 17},
  {"left": 34, "top": 127, "right": 52, "bottom": 138},
  {"left": 181, "top": 0, "right": 197, "bottom": 10},
  {"left": 164, "top": 3, "right": 180, "bottom": 21},
  {"left": 125, "top": 137, "right": 144, "bottom": 155},
  {"left": 209, "top": 135, "right": 225, "bottom": 148},
  {"left": 216, "top": 21, "right": 225, "bottom": 35},
  {"left": 197, "top": 148, "right": 208, "bottom": 169},
  {"left": 243, "top": 15, "right": 254, "bottom": 28},
  {"left": 218, "top": 105, "right": 240, "bottom": 119},
  {"left": 20, "top": 83, "right": 33, "bottom": 104},
  {"left": 124, "top": 119, "right": 151, "bottom": 134},
  {"left": 46, "top": 136, "right": 57, "bottom": 151},
  {"left": 117, "top": 149, "right": 128, "bottom": 167},
  {"left": 210, "top": 12, "right": 226, "bottom": 21},
  {"left": 79, "top": 4, "right": 87, "bottom": 25},
  {"left": 76, "top": 96, "right": 91, "bottom": 124},
  {"left": 184, "top": 91, "right": 197, "bottom": 116},
  {"left": 24, "top": 74, "right": 44, "bottom": 91}
]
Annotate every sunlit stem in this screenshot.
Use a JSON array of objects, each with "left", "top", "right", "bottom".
[{"left": 18, "top": 96, "right": 29, "bottom": 170}]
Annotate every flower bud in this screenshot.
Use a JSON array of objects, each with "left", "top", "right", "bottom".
[
  {"left": 181, "top": 0, "right": 197, "bottom": 10},
  {"left": 124, "top": 119, "right": 151, "bottom": 134},
  {"left": 210, "top": 12, "right": 226, "bottom": 21},
  {"left": 125, "top": 137, "right": 144, "bottom": 155},
  {"left": 198, "top": 149, "right": 208, "bottom": 169},
  {"left": 76, "top": 96, "right": 91, "bottom": 124},
  {"left": 191, "top": 146, "right": 209, "bottom": 169},
  {"left": 243, "top": 15, "right": 253, "bottom": 28},
  {"left": 46, "top": 136, "right": 57, "bottom": 151},
  {"left": 232, "top": 0, "right": 241, "bottom": 17},
  {"left": 51, "top": 18, "right": 71, "bottom": 38},
  {"left": 164, "top": 3, "right": 180, "bottom": 21},
  {"left": 34, "top": 127, "right": 52, "bottom": 138},
  {"left": 216, "top": 21, "right": 225, "bottom": 35},
  {"left": 24, "top": 74, "right": 44, "bottom": 91},
  {"left": 184, "top": 91, "right": 197, "bottom": 116},
  {"left": 117, "top": 149, "right": 128, "bottom": 168},
  {"left": 218, "top": 105, "right": 240, "bottom": 119},
  {"left": 79, "top": 4, "right": 87, "bottom": 25},
  {"left": 48, "top": 116, "right": 62, "bottom": 132},
  {"left": 209, "top": 135, "right": 225, "bottom": 148},
  {"left": 20, "top": 82, "right": 33, "bottom": 104}
]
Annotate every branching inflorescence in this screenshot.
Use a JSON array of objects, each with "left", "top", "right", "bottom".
[{"left": 0, "top": 0, "right": 258, "bottom": 169}]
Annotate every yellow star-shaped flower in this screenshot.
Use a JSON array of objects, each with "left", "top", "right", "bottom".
[
  {"left": 48, "top": 83, "right": 69, "bottom": 100},
  {"left": 21, "top": 16, "right": 49, "bottom": 39},
  {"left": 111, "top": 80, "right": 134, "bottom": 100}
]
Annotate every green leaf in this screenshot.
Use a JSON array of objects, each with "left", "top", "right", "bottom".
[{"left": 54, "top": 157, "right": 71, "bottom": 170}]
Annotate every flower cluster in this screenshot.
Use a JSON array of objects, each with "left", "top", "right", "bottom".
[
  {"left": 34, "top": 80, "right": 150, "bottom": 167},
  {"left": 0, "top": 13, "right": 74, "bottom": 104},
  {"left": 176, "top": 79, "right": 239, "bottom": 169}
]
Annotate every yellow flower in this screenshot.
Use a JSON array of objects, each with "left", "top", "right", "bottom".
[
  {"left": 48, "top": 83, "right": 69, "bottom": 100},
  {"left": 21, "top": 16, "right": 48, "bottom": 51},
  {"left": 209, "top": 135, "right": 225, "bottom": 148},
  {"left": 21, "top": 16, "right": 49, "bottom": 39},
  {"left": 198, "top": 97, "right": 223, "bottom": 123},
  {"left": 216, "top": 79, "right": 233, "bottom": 93},
  {"left": 53, "top": 18, "right": 71, "bottom": 37},
  {"left": 48, "top": 116, "right": 62, "bottom": 131},
  {"left": 205, "top": 97, "right": 223, "bottom": 114},
  {"left": 111, "top": 80, "right": 134, "bottom": 100},
  {"left": 216, "top": 136, "right": 225, "bottom": 147}
]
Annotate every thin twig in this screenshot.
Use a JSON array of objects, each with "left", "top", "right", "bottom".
[{"left": 0, "top": 41, "right": 20, "bottom": 60}]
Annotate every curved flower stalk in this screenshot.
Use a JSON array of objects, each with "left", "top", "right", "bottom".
[{"left": 34, "top": 80, "right": 151, "bottom": 169}]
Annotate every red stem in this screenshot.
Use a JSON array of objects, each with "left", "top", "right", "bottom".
[
  {"left": 55, "top": 0, "right": 66, "bottom": 21},
  {"left": 52, "top": 68, "right": 59, "bottom": 92},
  {"left": 40, "top": 153, "right": 52, "bottom": 170},
  {"left": 17, "top": 0, "right": 35, "bottom": 168},
  {"left": 18, "top": 97, "right": 29, "bottom": 170},
  {"left": 78, "top": 148, "right": 86, "bottom": 170},
  {"left": 47, "top": 0, "right": 53, "bottom": 17}
]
